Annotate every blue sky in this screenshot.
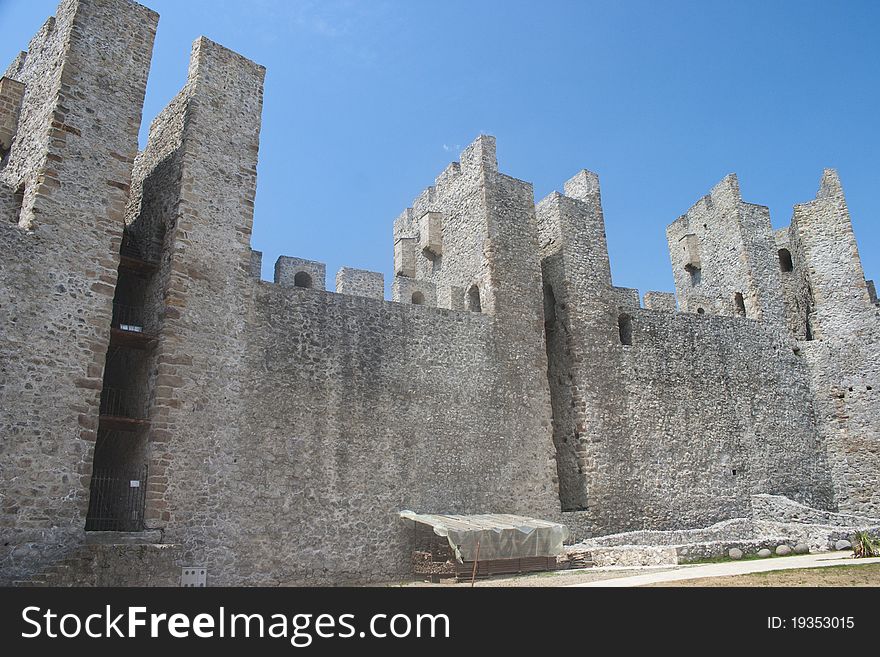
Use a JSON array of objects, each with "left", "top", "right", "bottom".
[{"left": 2, "top": 0, "right": 878, "bottom": 297}]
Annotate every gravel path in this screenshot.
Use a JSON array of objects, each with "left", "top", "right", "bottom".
[
  {"left": 393, "top": 551, "right": 880, "bottom": 587},
  {"left": 398, "top": 565, "right": 678, "bottom": 587},
  {"left": 568, "top": 551, "right": 880, "bottom": 587}
]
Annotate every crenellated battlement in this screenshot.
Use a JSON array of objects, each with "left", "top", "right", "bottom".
[
  {"left": 666, "top": 173, "right": 781, "bottom": 322},
  {"left": 0, "top": 0, "right": 876, "bottom": 587},
  {"left": 665, "top": 169, "right": 876, "bottom": 336},
  {"left": 388, "top": 134, "right": 543, "bottom": 321},
  {"left": 392, "top": 136, "right": 498, "bottom": 243}
]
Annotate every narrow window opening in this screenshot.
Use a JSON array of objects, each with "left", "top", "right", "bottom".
[
  {"left": 293, "top": 271, "right": 313, "bottom": 288},
  {"left": 685, "top": 264, "right": 701, "bottom": 286},
  {"left": 618, "top": 313, "right": 632, "bottom": 345},
  {"left": 411, "top": 291, "right": 425, "bottom": 305},
  {"left": 732, "top": 468, "right": 737, "bottom": 476},
  {"left": 804, "top": 284, "right": 815, "bottom": 341},
  {"left": 734, "top": 292, "right": 746, "bottom": 317},
  {"left": 11, "top": 184, "right": 24, "bottom": 224},
  {"left": 466, "top": 285, "right": 481, "bottom": 313},
  {"left": 543, "top": 284, "right": 557, "bottom": 326},
  {"left": 778, "top": 248, "right": 793, "bottom": 272}
]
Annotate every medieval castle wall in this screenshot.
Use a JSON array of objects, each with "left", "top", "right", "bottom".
[
  {"left": 538, "top": 175, "right": 835, "bottom": 541},
  {"left": 0, "top": 0, "right": 876, "bottom": 585}
]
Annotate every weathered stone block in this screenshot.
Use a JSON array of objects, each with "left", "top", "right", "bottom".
[
  {"left": 611, "top": 286, "right": 640, "bottom": 308},
  {"left": 391, "top": 275, "right": 436, "bottom": 306},
  {"left": 274, "top": 256, "right": 326, "bottom": 290},
  {"left": 394, "top": 237, "right": 416, "bottom": 278},
  {"left": 335, "top": 267, "right": 384, "bottom": 300},
  {"left": 418, "top": 211, "right": 442, "bottom": 257},
  {"left": 680, "top": 233, "right": 701, "bottom": 270},
  {"left": 563, "top": 169, "right": 600, "bottom": 201},
  {"left": 249, "top": 249, "right": 262, "bottom": 280},
  {"left": 644, "top": 291, "right": 677, "bottom": 312},
  {"left": 438, "top": 285, "right": 465, "bottom": 311}
]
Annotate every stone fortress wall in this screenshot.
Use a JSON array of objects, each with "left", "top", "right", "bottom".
[{"left": 0, "top": 0, "right": 877, "bottom": 585}]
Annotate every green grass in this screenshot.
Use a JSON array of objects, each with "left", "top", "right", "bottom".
[
  {"left": 649, "top": 562, "right": 880, "bottom": 587},
  {"left": 738, "top": 562, "right": 876, "bottom": 578}
]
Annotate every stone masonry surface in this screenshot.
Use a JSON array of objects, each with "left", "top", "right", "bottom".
[{"left": 0, "top": 0, "right": 877, "bottom": 585}]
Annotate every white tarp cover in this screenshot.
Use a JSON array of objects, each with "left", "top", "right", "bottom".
[{"left": 399, "top": 511, "right": 569, "bottom": 563}]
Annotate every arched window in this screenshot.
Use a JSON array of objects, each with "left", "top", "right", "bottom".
[
  {"left": 294, "top": 271, "right": 313, "bottom": 288},
  {"left": 467, "top": 285, "right": 482, "bottom": 313},
  {"left": 411, "top": 291, "right": 424, "bottom": 305},
  {"left": 697, "top": 307, "right": 705, "bottom": 315},
  {"left": 778, "top": 248, "right": 793, "bottom": 272},
  {"left": 734, "top": 292, "right": 746, "bottom": 317},
  {"left": 618, "top": 313, "right": 632, "bottom": 345}
]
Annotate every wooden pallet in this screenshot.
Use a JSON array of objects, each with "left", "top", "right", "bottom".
[{"left": 454, "top": 556, "right": 557, "bottom": 579}]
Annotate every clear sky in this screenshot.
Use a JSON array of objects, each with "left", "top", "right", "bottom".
[{"left": 2, "top": 0, "right": 878, "bottom": 297}]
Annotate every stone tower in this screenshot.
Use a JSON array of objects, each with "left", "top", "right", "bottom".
[{"left": 0, "top": 0, "right": 158, "bottom": 583}]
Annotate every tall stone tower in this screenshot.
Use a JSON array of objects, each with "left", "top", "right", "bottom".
[
  {"left": 0, "top": 0, "right": 158, "bottom": 583},
  {"left": 785, "top": 171, "right": 880, "bottom": 515},
  {"left": 666, "top": 174, "right": 786, "bottom": 324}
]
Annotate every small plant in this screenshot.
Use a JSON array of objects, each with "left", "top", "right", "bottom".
[{"left": 852, "top": 531, "right": 880, "bottom": 558}]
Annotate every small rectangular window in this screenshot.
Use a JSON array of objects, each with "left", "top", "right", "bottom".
[
  {"left": 778, "top": 248, "right": 793, "bottom": 272},
  {"left": 11, "top": 183, "right": 24, "bottom": 224},
  {"left": 618, "top": 313, "right": 632, "bottom": 345}
]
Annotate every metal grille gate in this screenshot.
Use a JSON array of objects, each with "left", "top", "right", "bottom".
[{"left": 85, "top": 464, "right": 147, "bottom": 531}]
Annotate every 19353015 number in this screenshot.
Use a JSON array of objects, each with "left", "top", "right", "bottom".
[{"left": 768, "top": 617, "right": 854, "bottom": 630}]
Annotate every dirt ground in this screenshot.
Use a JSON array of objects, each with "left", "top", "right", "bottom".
[{"left": 645, "top": 562, "right": 880, "bottom": 587}]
